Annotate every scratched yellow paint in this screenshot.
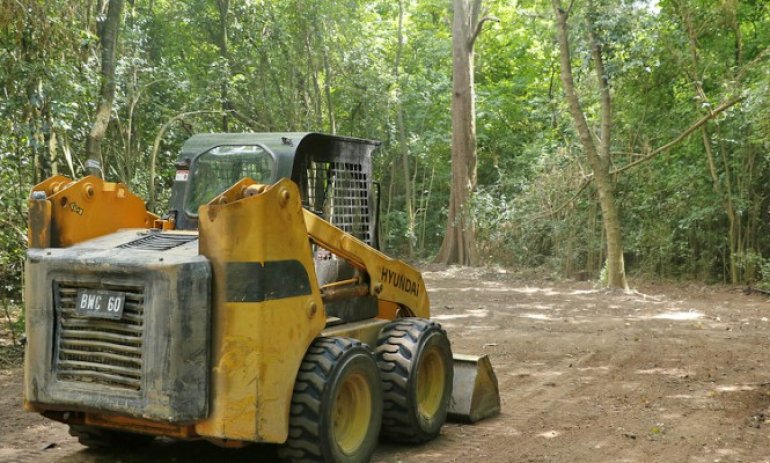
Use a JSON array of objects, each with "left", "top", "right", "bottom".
[{"left": 196, "top": 179, "right": 325, "bottom": 443}]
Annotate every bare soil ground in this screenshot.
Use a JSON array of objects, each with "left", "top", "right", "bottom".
[{"left": 3, "top": 266, "right": 770, "bottom": 462}]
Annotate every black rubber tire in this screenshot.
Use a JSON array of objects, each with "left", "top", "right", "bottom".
[
  {"left": 68, "top": 424, "right": 154, "bottom": 449},
  {"left": 375, "top": 318, "right": 453, "bottom": 443},
  {"left": 279, "top": 337, "right": 383, "bottom": 463}
]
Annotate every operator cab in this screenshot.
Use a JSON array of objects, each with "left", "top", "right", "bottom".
[
  {"left": 168, "top": 133, "right": 382, "bottom": 324},
  {"left": 168, "top": 132, "right": 380, "bottom": 249}
]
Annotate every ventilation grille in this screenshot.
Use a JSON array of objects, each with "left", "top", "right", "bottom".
[
  {"left": 53, "top": 282, "right": 145, "bottom": 391},
  {"left": 305, "top": 161, "right": 371, "bottom": 245},
  {"left": 118, "top": 233, "right": 197, "bottom": 251}
]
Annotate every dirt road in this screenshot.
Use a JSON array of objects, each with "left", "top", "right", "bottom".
[{"left": 3, "top": 267, "right": 770, "bottom": 462}]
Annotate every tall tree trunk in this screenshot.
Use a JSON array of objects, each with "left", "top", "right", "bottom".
[
  {"left": 395, "top": 0, "right": 415, "bottom": 257},
  {"left": 435, "top": 0, "right": 495, "bottom": 265},
  {"left": 86, "top": 0, "right": 124, "bottom": 177},
  {"left": 552, "top": 0, "right": 628, "bottom": 289}
]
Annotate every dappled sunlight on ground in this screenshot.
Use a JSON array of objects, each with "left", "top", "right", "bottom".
[
  {"left": 635, "top": 368, "right": 691, "bottom": 376},
  {"left": 650, "top": 310, "right": 705, "bottom": 320},
  {"left": 517, "top": 313, "right": 555, "bottom": 320},
  {"left": 715, "top": 384, "right": 757, "bottom": 392},
  {"left": 431, "top": 308, "right": 489, "bottom": 320}
]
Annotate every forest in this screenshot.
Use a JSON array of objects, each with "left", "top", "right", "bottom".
[{"left": 1, "top": 0, "right": 769, "bottom": 313}]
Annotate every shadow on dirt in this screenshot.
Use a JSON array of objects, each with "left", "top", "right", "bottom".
[{"left": 54, "top": 440, "right": 279, "bottom": 463}]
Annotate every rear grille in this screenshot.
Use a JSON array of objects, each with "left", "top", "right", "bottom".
[
  {"left": 53, "top": 282, "right": 145, "bottom": 391},
  {"left": 118, "top": 233, "right": 197, "bottom": 251}
]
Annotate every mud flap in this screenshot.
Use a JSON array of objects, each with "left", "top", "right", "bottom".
[{"left": 447, "top": 354, "right": 501, "bottom": 423}]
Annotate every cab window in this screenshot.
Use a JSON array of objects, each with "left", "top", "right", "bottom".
[{"left": 185, "top": 145, "right": 275, "bottom": 216}]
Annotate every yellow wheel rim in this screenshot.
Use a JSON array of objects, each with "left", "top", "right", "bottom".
[
  {"left": 333, "top": 371, "right": 372, "bottom": 455},
  {"left": 416, "top": 345, "right": 445, "bottom": 419}
]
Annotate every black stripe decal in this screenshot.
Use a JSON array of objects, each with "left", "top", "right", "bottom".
[{"left": 225, "top": 260, "right": 312, "bottom": 302}]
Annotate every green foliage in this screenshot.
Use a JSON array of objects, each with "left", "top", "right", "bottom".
[
  {"left": 483, "top": 0, "right": 770, "bottom": 284},
  {"left": 0, "top": 0, "right": 769, "bottom": 298}
]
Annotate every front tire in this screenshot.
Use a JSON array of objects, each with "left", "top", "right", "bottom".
[
  {"left": 279, "top": 337, "right": 383, "bottom": 463},
  {"left": 375, "top": 318, "right": 453, "bottom": 443}
]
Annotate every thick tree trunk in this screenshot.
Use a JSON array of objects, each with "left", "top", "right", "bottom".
[
  {"left": 435, "top": 0, "right": 487, "bottom": 266},
  {"left": 86, "top": 0, "right": 124, "bottom": 177},
  {"left": 552, "top": 0, "right": 628, "bottom": 289},
  {"left": 594, "top": 169, "right": 627, "bottom": 289}
]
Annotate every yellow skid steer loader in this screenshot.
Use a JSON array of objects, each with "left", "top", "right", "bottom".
[{"left": 24, "top": 133, "right": 499, "bottom": 462}]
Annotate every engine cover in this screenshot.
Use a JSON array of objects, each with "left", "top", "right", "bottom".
[{"left": 24, "top": 230, "right": 211, "bottom": 424}]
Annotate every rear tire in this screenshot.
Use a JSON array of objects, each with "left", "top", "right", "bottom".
[
  {"left": 68, "top": 424, "right": 153, "bottom": 449},
  {"left": 279, "top": 337, "right": 383, "bottom": 463},
  {"left": 375, "top": 318, "right": 453, "bottom": 443}
]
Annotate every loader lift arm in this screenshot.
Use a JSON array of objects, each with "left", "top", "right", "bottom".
[{"left": 302, "top": 208, "right": 430, "bottom": 320}]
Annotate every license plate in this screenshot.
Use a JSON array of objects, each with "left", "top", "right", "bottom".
[{"left": 75, "top": 290, "right": 125, "bottom": 319}]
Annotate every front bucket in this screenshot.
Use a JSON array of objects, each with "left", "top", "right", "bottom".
[{"left": 448, "top": 353, "right": 501, "bottom": 423}]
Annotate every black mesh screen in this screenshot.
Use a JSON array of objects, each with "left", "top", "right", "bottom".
[{"left": 305, "top": 161, "right": 371, "bottom": 245}]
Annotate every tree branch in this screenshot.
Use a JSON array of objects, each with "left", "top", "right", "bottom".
[
  {"left": 566, "top": 0, "right": 576, "bottom": 18},
  {"left": 534, "top": 96, "right": 743, "bottom": 219},
  {"left": 148, "top": 109, "right": 233, "bottom": 211},
  {"left": 611, "top": 151, "right": 647, "bottom": 157},
  {"left": 225, "top": 103, "right": 270, "bottom": 131},
  {"left": 610, "top": 96, "right": 743, "bottom": 175},
  {"left": 469, "top": 16, "right": 500, "bottom": 48},
  {"left": 526, "top": 177, "right": 592, "bottom": 222},
  {"left": 734, "top": 44, "right": 770, "bottom": 83}
]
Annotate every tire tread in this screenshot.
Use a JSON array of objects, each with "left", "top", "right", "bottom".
[
  {"left": 279, "top": 336, "right": 381, "bottom": 463},
  {"left": 375, "top": 318, "right": 452, "bottom": 443}
]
